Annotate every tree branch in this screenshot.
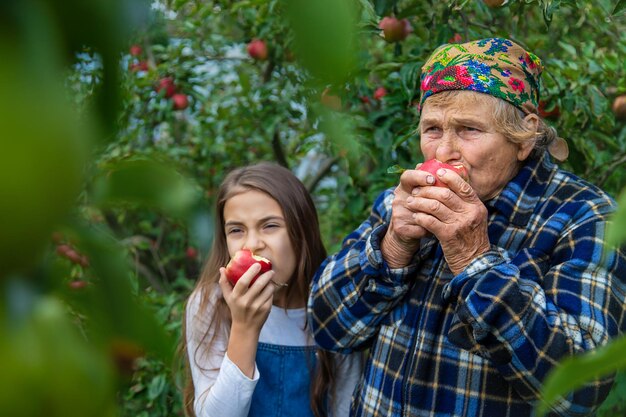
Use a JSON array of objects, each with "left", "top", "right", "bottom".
[
  {"left": 304, "top": 156, "right": 339, "bottom": 193},
  {"left": 271, "top": 128, "right": 289, "bottom": 169}
]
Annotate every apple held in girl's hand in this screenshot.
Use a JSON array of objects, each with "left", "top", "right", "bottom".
[
  {"left": 225, "top": 249, "right": 272, "bottom": 286},
  {"left": 418, "top": 159, "right": 468, "bottom": 187}
]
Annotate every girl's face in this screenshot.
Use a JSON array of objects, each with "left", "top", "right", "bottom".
[{"left": 223, "top": 189, "right": 297, "bottom": 287}]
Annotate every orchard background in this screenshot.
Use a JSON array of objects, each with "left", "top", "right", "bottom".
[{"left": 1, "top": 0, "right": 625, "bottom": 416}]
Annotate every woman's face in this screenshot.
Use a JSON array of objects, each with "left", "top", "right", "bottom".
[
  {"left": 419, "top": 92, "right": 532, "bottom": 201},
  {"left": 223, "top": 189, "right": 296, "bottom": 287}
]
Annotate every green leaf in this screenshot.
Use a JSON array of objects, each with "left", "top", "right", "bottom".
[
  {"left": 587, "top": 85, "right": 608, "bottom": 117},
  {"left": 387, "top": 164, "right": 407, "bottom": 174},
  {"left": 537, "top": 335, "right": 626, "bottom": 416},
  {"left": 613, "top": 0, "right": 626, "bottom": 16},
  {"left": 91, "top": 158, "right": 201, "bottom": 219},
  {"left": 148, "top": 374, "right": 167, "bottom": 401},
  {"left": 558, "top": 41, "right": 577, "bottom": 57},
  {"left": 284, "top": 0, "right": 359, "bottom": 85}
]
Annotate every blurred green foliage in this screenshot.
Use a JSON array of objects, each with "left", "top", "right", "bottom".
[{"left": 1, "top": 0, "right": 625, "bottom": 416}]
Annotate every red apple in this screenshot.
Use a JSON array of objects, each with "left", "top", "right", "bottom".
[
  {"left": 418, "top": 159, "right": 469, "bottom": 187},
  {"left": 155, "top": 77, "right": 176, "bottom": 98},
  {"left": 538, "top": 100, "right": 560, "bottom": 119},
  {"left": 612, "top": 95, "right": 626, "bottom": 121},
  {"left": 129, "top": 61, "right": 149, "bottom": 72},
  {"left": 379, "top": 17, "right": 413, "bottom": 43},
  {"left": 56, "top": 244, "right": 89, "bottom": 267},
  {"left": 225, "top": 249, "right": 272, "bottom": 286},
  {"left": 129, "top": 44, "right": 142, "bottom": 57},
  {"left": 247, "top": 39, "right": 268, "bottom": 61},
  {"left": 186, "top": 246, "right": 198, "bottom": 259},
  {"left": 172, "top": 93, "right": 189, "bottom": 110},
  {"left": 373, "top": 87, "right": 387, "bottom": 100},
  {"left": 68, "top": 280, "right": 87, "bottom": 290},
  {"left": 448, "top": 33, "right": 463, "bottom": 43}
]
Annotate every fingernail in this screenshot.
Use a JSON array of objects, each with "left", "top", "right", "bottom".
[
  {"left": 407, "top": 196, "right": 414, "bottom": 203},
  {"left": 426, "top": 175, "right": 435, "bottom": 184},
  {"left": 437, "top": 168, "right": 446, "bottom": 177}
]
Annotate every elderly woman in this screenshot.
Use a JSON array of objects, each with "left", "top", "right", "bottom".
[{"left": 308, "top": 38, "right": 626, "bottom": 416}]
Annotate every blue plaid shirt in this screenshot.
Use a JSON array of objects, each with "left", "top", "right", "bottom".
[{"left": 308, "top": 154, "right": 626, "bottom": 417}]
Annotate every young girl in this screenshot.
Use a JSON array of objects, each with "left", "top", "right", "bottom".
[{"left": 183, "top": 162, "right": 362, "bottom": 417}]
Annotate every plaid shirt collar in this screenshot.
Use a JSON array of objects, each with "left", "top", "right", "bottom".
[{"left": 486, "top": 153, "right": 555, "bottom": 227}]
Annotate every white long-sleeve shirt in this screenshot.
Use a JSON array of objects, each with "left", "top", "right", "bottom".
[{"left": 186, "top": 287, "right": 363, "bottom": 417}]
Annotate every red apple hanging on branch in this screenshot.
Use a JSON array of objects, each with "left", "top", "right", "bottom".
[
  {"left": 172, "top": 93, "right": 189, "bottom": 110},
  {"left": 373, "top": 87, "right": 387, "bottom": 100},
  {"left": 225, "top": 249, "right": 272, "bottom": 286},
  {"left": 155, "top": 77, "right": 176, "bottom": 98},
  {"left": 129, "top": 44, "right": 142, "bottom": 57},
  {"left": 612, "top": 95, "right": 626, "bottom": 121},
  {"left": 379, "top": 16, "right": 413, "bottom": 43},
  {"left": 247, "top": 39, "right": 268, "bottom": 61}
]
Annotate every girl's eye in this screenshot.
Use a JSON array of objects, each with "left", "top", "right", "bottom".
[
  {"left": 264, "top": 223, "right": 280, "bottom": 230},
  {"left": 227, "top": 228, "right": 243, "bottom": 235}
]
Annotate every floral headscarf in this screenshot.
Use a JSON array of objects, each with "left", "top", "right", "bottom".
[{"left": 420, "top": 38, "right": 543, "bottom": 114}]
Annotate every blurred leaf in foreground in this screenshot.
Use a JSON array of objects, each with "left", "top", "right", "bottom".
[
  {"left": 537, "top": 335, "right": 626, "bottom": 416},
  {"left": 0, "top": 294, "right": 116, "bottom": 417},
  {"left": 0, "top": 42, "right": 91, "bottom": 278}
]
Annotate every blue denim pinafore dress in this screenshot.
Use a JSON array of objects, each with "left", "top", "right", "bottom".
[{"left": 248, "top": 342, "right": 317, "bottom": 417}]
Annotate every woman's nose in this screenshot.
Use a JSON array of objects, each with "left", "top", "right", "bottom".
[{"left": 435, "top": 131, "right": 461, "bottom": 162}]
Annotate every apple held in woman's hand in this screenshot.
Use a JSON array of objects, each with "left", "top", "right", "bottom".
[
  {"left": 418, "top": 159, "right": 468, "bottom": 187},
  {"left": 225, "top": 249, "right": 272, "bottom": 286}
]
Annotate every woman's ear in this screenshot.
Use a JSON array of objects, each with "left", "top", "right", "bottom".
[{"left": 517, "top": 113, "right": 539, "bottom": 161}]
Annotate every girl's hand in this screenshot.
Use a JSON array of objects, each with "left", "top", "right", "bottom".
[
  {"left": 220, "top": 263, "right": 276, "bottom": 378},
  {"left": 219, "top": 263, "right": 275, "bottom": 333}
]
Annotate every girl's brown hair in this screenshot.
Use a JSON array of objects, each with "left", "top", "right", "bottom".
[{"left": 181, "top": 162, "right": 335, "bottom": 417}]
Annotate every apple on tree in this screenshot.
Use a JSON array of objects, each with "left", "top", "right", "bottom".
[
  {"left": 247, "top": 39, "right": 268, "bottom": 61},
  {"left": 612, "top": 95, "right": 626, "bottom": 121},
  {"left": 172, "top": 93, "right": 189, "bottom": 110},
  {"left": 225, "top": 248, "right": 272, "bottom": 286},
  {"left": 373, "top": 87, "right": 387, "bottom": 100},
  {"left": 379, "top": 16, "right": 413, "bottom": 43},
  {"left": 418, "top": 159, "right": 468, "bottom": 187},
  {"left": 155, "top": 77, "right": 176, "bottom": 98},
  {"left": 129, "top": 44, "right": 142, "bottom": 57}
]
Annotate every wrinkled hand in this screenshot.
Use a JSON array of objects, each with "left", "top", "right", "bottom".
[
  {"left": 382, "top": 167, "right": 435, "bottom": 268},
  {"left": 219, "top": 263, "right": 276, "bottom": 333},
  {"left": 407, "top": 167, "right": 490, "bottom": 275}
]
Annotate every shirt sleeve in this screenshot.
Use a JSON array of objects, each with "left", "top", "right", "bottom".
[
  {"left": 186, "top": 289, "right": 260, "bottom": 417},
  {"left": 308, "top": 189, "right": 422, "bottom": 352},
  {"left": 442, "top": 198, "right": 626, "bottom": 415}
]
